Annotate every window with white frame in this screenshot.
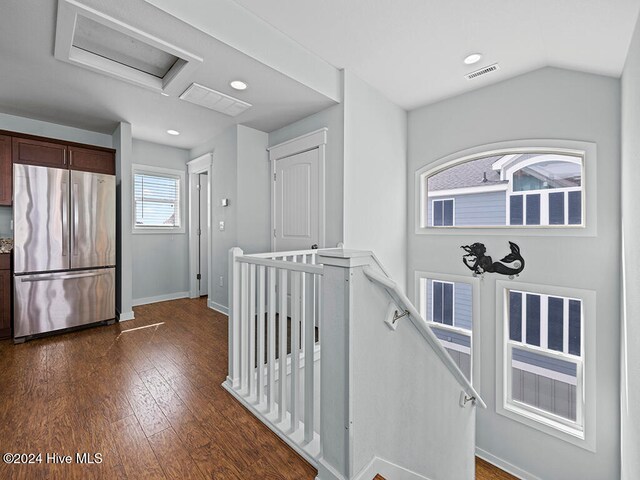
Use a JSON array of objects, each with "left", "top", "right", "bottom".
[
  {"left": 419, "top": 277, "right": 474, "bottom": 382},
  {"left": 431, "top": 199, "right": 454, "bottom": 226},
  {"left": 419, "top": 149, "right": 584, "bottom": 228},
  {"left": 132, "top": 164, "right": 185, "bottom": 233},
  {"left": 503, "top": 286, "right": 586, "bottom": 438}
]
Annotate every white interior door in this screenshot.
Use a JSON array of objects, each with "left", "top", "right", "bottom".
[
  {"left": 198, "top": 173, "right": 208, "bottom": 296},
  {"left": 274, "top": 148, "right": 321, "bottom": 251}
]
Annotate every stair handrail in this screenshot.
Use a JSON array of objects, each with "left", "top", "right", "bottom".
[{"left": 363, "top": 266, "right": 486, "bottom": 409}]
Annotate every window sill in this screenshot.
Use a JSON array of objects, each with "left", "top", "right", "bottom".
[
  {"left": 132, "top": 227, "right": 185, "bottom": 235},
  {"left": 497, "top": 401, "right": 594, "bottom": 452}
]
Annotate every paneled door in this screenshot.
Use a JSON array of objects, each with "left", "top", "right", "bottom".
[{"left": 273, "top": 148, "right": 320, "bottom": 251}]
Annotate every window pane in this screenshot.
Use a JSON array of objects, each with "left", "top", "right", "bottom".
[
  {"left": 423, "top": 152, "right": 583, "bottom": 228},
  {"left": 431, "top": 325, "right": 471, "bottom": 381},
  {"left": 433, "top": 201, "right": 443, "bottom": 226},
  {"left": 548, "top": 297, "right": 564, "bottom": 352},
  {"left": 569, "top": 300, "right": 581, "bottom": 356},
  {"left": 512, "top": 160, "right": 581, "bottom": 192},
  {"left": 549, "top": 192, "right": 565, "bottom": 225},
  {"left": 454, "top": 282, "right": 473, "bottom": 331},
  {"left": 511, "top": 347, "right": 577, "bottom": 421},
  {"left": 443, "top": 282, "right": 453, "bottom": 325},
  {"left": 134, "top": 172, "right": 180, "bottom": 227},
  {"left": 526, "top": 294, "right": 541, "bottom": 346},
  {"left": 525, "top": 194, "right": 540, "bottom": 225},
  {"left": 568, "top": 191, "right": 582, "bottom": 225},
  {"left": 510, "top": 195, "right": 523, "bottom": 225},
  {"left": 443, "top": 200, "right": 454, "bottom": 226},
  {"left": 509, "top": 291, "right": 522, "bottom": 341},
  {"left": 433, "top": 281, "right": 443, "bottom": 323}
]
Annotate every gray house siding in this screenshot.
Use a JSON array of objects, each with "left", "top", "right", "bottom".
[{"left": 428, "top": 190, "right": 506, "bottom": 226}]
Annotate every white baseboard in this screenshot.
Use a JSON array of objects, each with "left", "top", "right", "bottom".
[
  {"left": 352, "top": 457, "right": 431, "bottom": 480},
  {"left": 476, "top": 447, "right": 539, "bottom": 480},
  {"left": 118, "top": 311, "right": 135, "bottom": 322},
  {"left": 208, "top": 299, "right": 229, "bottom": 315},
  {"left": 132, "top": 291, "right": 189, "bottom": 307}
]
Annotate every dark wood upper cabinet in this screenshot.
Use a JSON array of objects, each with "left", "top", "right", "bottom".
[
  {"left": 69, "top": 146, "right": 115, "bottom": 175},
  {"left": 12, "top": 137, "right": 67, "bottom": 169},
  {"left": 0, "top": 135, "right": 11, "bottom": 205}
]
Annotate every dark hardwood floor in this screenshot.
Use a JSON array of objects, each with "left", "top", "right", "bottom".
[{"left": 0, "top": 297, "right": 517, "bottom": 479}]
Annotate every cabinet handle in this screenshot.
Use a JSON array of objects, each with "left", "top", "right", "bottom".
[
  {"left": 69, "top": 150, "right": 73, "bottom": 166},
  {"left": 63, "top": 149, "right": 66, "bottom": 165}
]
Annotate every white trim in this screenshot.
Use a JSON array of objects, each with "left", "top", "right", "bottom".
[
  {"left": 132, "top": 163, "right": 186, "bottom": 234},
  {"left": 117, "top": 310, "right": 135, "bottom": 322},
  {"left": 414, "top": 139, "right": 597, "bottom": 236},
  {"left": 187, "top": 153, "right": 213, "bottom": 299},
  {"left": 496, "top": 280, "right": 596, "bottom": 452},
  {"left": 268, "top": 128, "right": 327, "bottom": 160},
  {"left": 54, "top": 0, "right": 202, "bottom": 95},
  {"left": 270, "top": 129, "right": 326, "bottom": 251},
  {"left": 428, "top": 183, "right": 508, "bottom": 198},
  {"left": 476, "top": 447, "right": 542, "bottom": 480},
  {"left": 132, "top": 291, "right": 189, "bottom": 306},
  {"left": 352, "top": 457, "right": 432, "bottom": 480},
  {"left": 208, "top": 299, "right": 229, "bottom": 315},
  {"left": 415, "top": 270, "right": 481, "bottom": 389}
]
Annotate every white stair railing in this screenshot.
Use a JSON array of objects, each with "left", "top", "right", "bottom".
[{"left": 223, "top": 247, "right": 329, "bottom": 465}]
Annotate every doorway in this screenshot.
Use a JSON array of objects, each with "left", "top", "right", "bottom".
[{"left": 187, "top": 153, "right": 212, "bottom": 300}]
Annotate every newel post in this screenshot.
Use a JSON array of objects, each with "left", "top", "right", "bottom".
[
  {"left": 228, "top": 247, "right": 243, "bottom": 388},
  {"left": 316, "top": 249, "right": 374, "bottom": 480}
]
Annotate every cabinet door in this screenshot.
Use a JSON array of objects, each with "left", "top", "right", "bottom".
[
  {"left": 0, "top": 269, "right": 10, "bottom": 339},
  {"left": 69, "top": 146, "right": 115, "bottom": 175},
  {"left": 12, "top": 137, "right": 67, "bottom": 169},
  {"left": 0, "top": 135, "right": 11, "bottom": 205}
]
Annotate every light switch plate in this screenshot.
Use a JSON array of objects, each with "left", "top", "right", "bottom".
[
  {"left": 220, "top": 198, "right": 229, "bottom": 207},
  {"left": 219, "top": 221, "right": 225, "bottom": 231}
]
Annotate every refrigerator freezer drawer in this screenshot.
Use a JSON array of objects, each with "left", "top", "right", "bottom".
[{"left": 14, "top": 268, "right": 115, "bottom": 338}]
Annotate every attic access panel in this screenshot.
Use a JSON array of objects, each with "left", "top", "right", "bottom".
[{"left": 55, "top": 0, "right": 202, "bottom": 94}]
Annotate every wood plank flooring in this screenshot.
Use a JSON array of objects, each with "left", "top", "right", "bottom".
[{"left": 0, "top": 297, "right": 517, "bottom": 479}]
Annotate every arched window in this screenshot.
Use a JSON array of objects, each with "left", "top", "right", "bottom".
[{"left": 419, "top": 149, "right": 584, "bottom": 228}]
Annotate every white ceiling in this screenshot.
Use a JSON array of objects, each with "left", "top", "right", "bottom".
[
  {"left": 0, "top": 0, "right": 336, "bottom": 149},
  {"left": 231, "top": 0, "right": 640, "bottom": 110}
]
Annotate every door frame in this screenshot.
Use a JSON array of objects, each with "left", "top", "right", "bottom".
[
  {"left": 268, "top": 128, "right": 327, "bottom": 251},
  {"left": 187, "top": 153, "right": 212, "bottom": 300}
]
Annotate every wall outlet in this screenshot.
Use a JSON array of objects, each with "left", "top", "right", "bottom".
[
  {"left": 219, "top": 221, "right": 225, "bottom": 231},
  {"left": 219, "top": 276, "right": 224, "bottom": 287}
]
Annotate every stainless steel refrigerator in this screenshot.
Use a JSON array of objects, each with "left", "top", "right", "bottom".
[{"left": 13, "top": 163, "right": 116, "bottom": 341}]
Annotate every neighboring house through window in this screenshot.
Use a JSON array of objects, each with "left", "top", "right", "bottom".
[
  {"left": 421, "top": 150, "right": 584, "bottom": 228},
  {"left": 419, "top": 277, "right": 475, "bottom": 382}
]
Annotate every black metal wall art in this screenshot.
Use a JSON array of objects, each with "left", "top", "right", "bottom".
[{"left": 461, "top": 241, "right": 525, "bottom": 278}]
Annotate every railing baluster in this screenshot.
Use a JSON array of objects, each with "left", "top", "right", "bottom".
[
  {"left": 240, "top": 262, "right": 249, "bottom": 392},
  {"left": 267, "top": 267, "right": 276, "bottom": 412},
  {"left": 278, "top": 267, "right": 288, "bottom": 423},
  {"left": 257, "top": 265, "right": 266, "bottom": 405},
  {"left": 304, "top": 270, "right": 316, "bottom": 443},
  {"left": 228, "top": 247, "right": 243, "bottom": 388},
  {"left": 248, "top": 264, "right": 256, "bottom": 400},
  {"left": 291, "top": 270, "right": 301, "bottom": 432}
]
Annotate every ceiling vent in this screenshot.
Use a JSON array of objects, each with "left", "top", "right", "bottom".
[
  {"left": 180, "top": 83, "right": 252, "bottom": 117},
  {"left": 465, "top": 63, "right": 500, "bottom": 80},
  {"left": 54, "top": 0, "right": 202, "bottom": 95}
]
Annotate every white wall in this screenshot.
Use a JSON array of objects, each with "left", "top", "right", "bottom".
[
  {"left": 190, "top": 125, "right": 270, "bottom": 312},
  {"left": 621, "top": 15, "right": 640, "bottom": 480},
  {"left": 343, "top": 71, "right": 407, "bottom": 289},
  {"left": 131, "top": 139, "right": 191, "bottom": 304},
  {"left": 407, "top": 67, "right": 620, "bottom": 479},
  {"left": 269, "top": 103, "right": 345, "bottom": 247}
]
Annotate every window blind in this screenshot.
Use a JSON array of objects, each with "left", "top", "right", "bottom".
[{"left": 134, "top": 172, "right": 181, "bottom": 227}]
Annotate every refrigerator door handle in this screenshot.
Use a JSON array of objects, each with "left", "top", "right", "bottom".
[
  {"left": 72, "top": 183, "right": 79, "bottom": 256},
  {"left": 61, "top": 181, "right": 68, "bottom": 257},
  {"left": 19, "top": 271, "right": 111, "bottom": 282}
]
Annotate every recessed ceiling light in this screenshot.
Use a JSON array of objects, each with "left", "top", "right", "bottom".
[
  {"left": 464, "top": 53, "right": 483, "bottom": 65},
  {"left": 167, "top": 129, "right": 180, "bottom": 136},
  {"left": 229, "top": 80, "right": 248, "bottom": 91}
]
